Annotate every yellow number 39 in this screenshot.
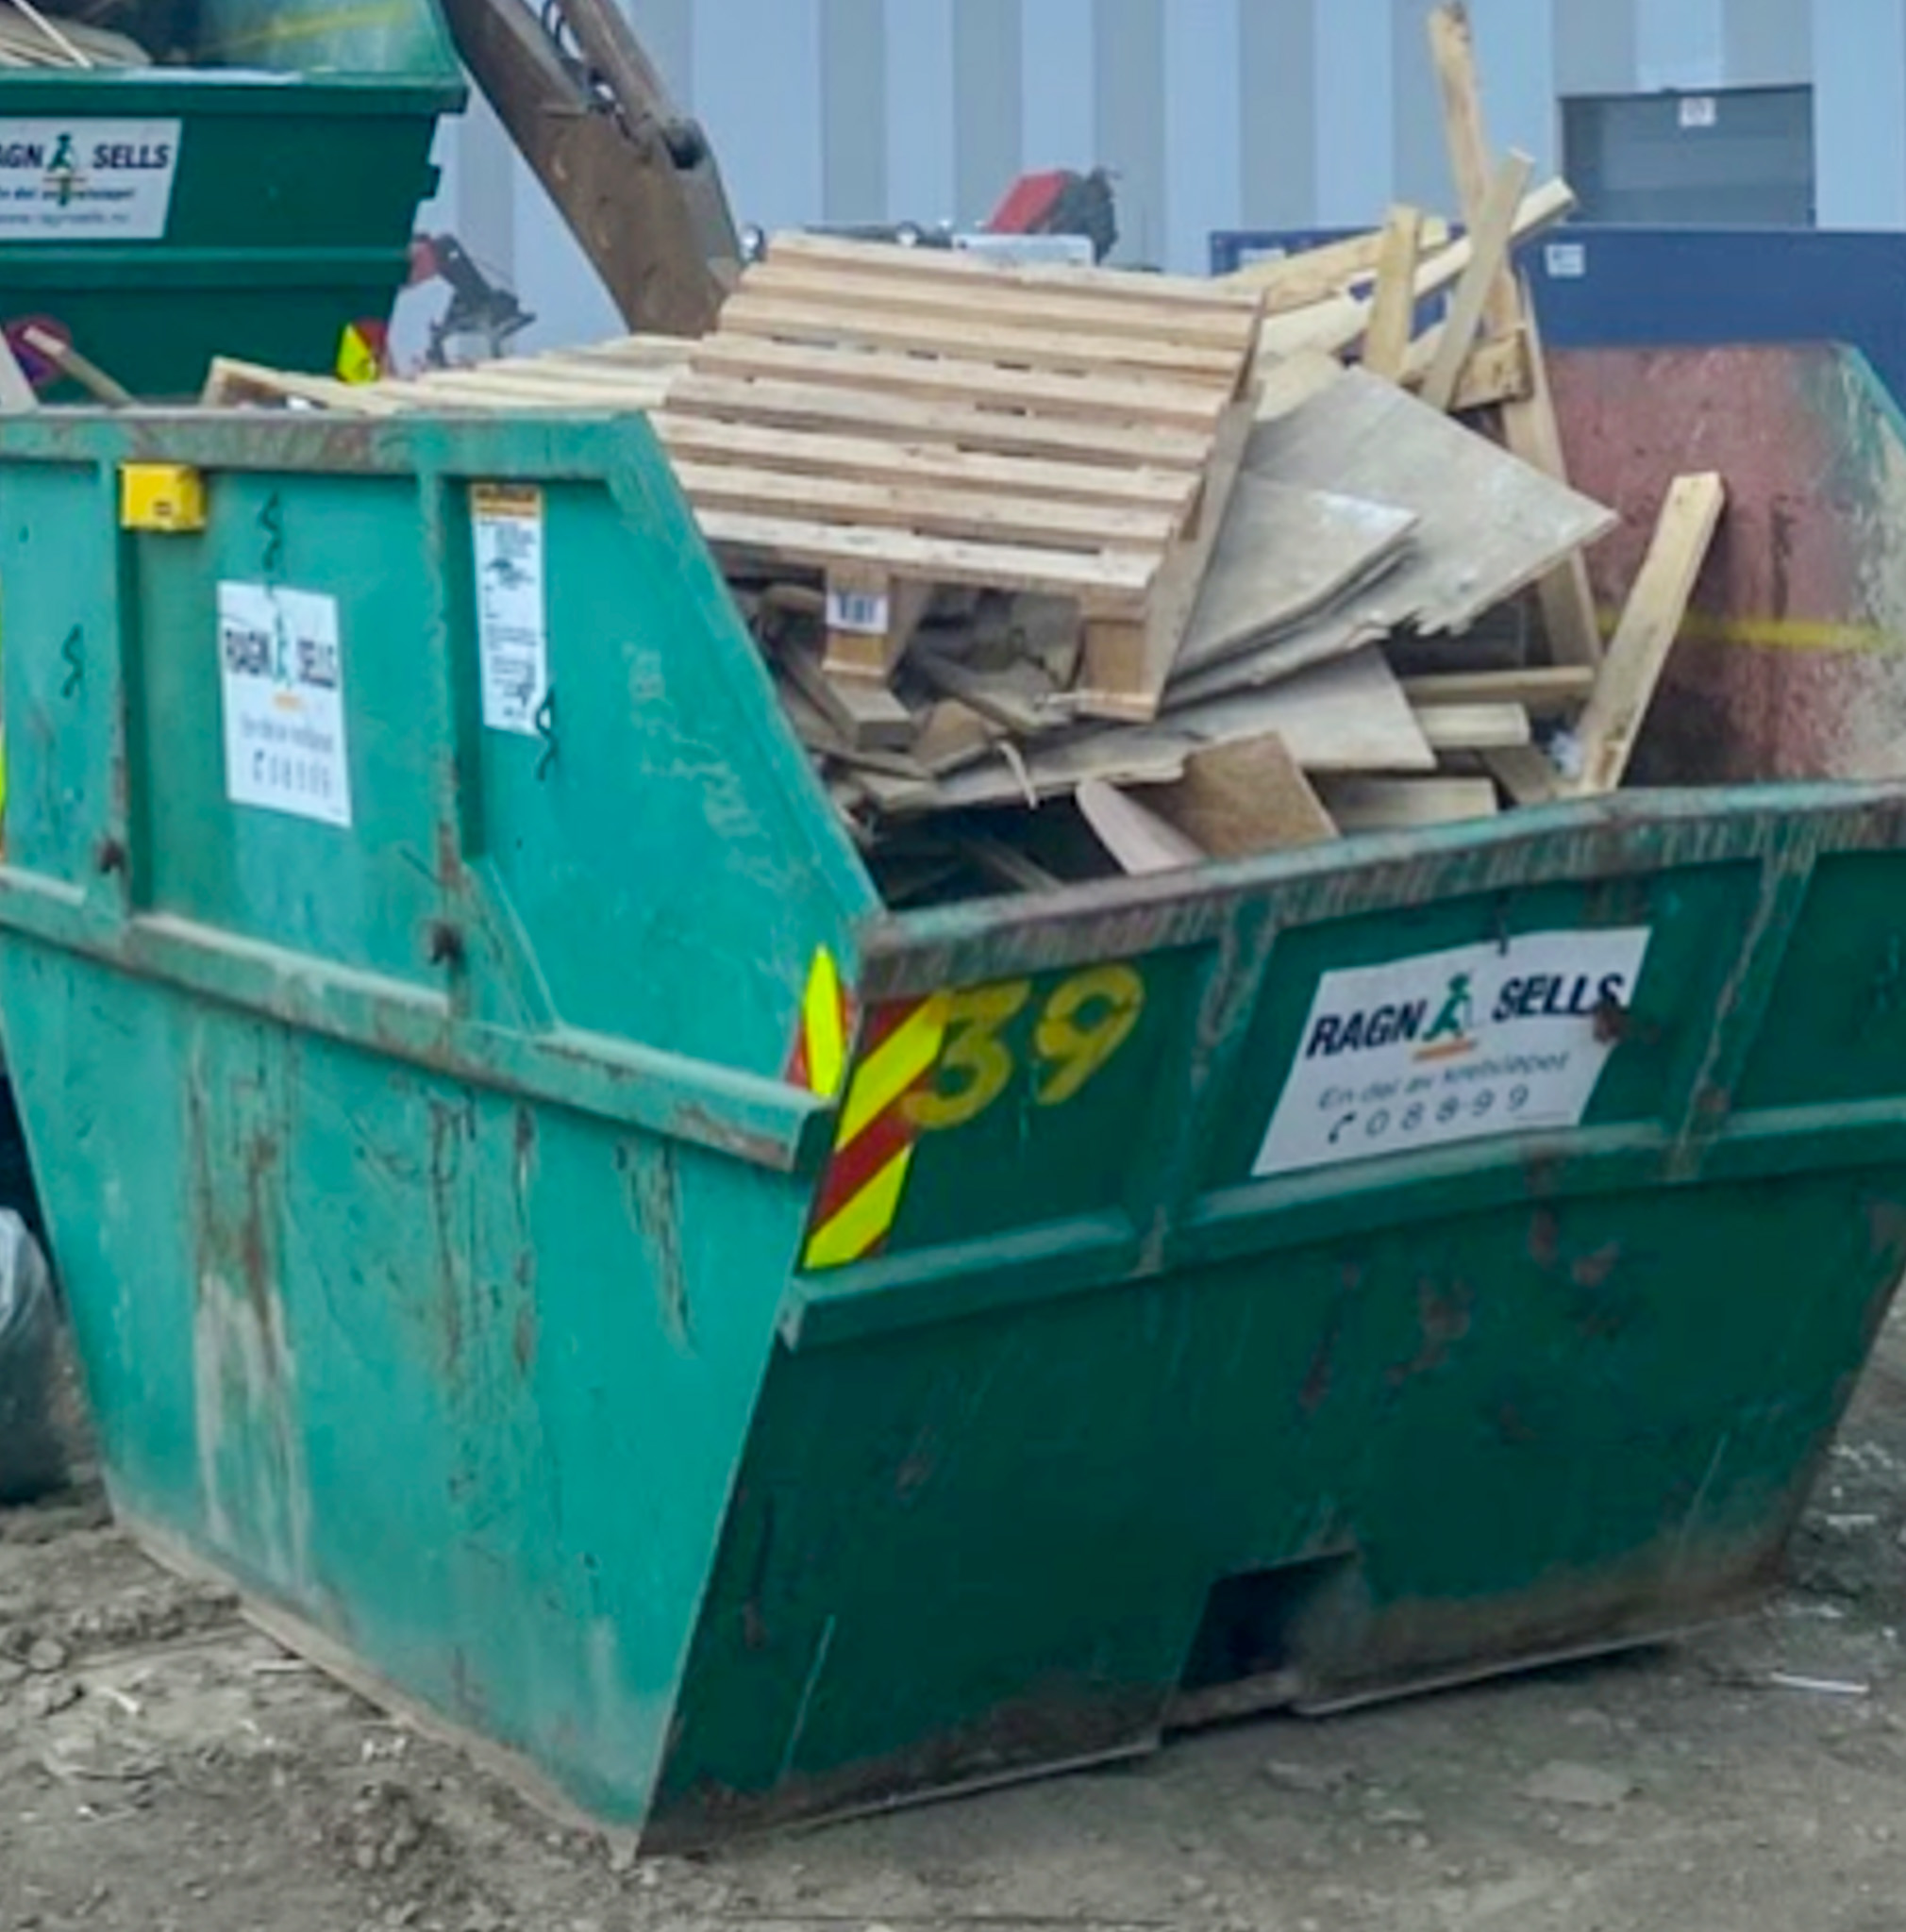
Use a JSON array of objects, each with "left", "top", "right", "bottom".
[{"left": 905, "top": 963, "right": 1145, "bottom": 1133}]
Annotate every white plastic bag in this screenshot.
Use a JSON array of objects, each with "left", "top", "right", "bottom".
[{"left": 0, "top": 1209, "right": 63, "bottom": 1505}]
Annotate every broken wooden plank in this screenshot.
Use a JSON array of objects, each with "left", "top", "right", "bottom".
[
  {"left": 1321, "top": 777, "right": 1500, "bottom": 833},
  {"left": 1176, "top": 472, "right": 1416, "bottom": 676},
  {"left": 24, "top": 326, "right": 131, "bottom": 407},
  {"left": 1255, "top": 177, "right": 1576, "bottom": 364},
  {"left": 1428, "top": 6, "right": 1602, "bottom": 669},
  {"left": 1078, "top": 780, "right": 1207, "bottom": 874},
  {"left": 1220, "top": 218, "right": 1455, "bottom": 311},
  {"left": 911, "top": 647, "right": 1068, "bottom": 738},
  {"left": 1141, "top": 735, "right": 1339, "bottom": 857},
  {"left": 1419, "top": 151, "right": 1534, "bottom": 412},
  {"left": 1170, "top": 367, "right": 1615, "bottom": 704},
  {"left": 1484, "top": 744, "right": 1567, "bottom": 807},
  {"left": 1401, "top": 666, "right": 1594, "bottom": 713},
  {"left": 909, "top": 649, "right": 1435, "bottom": 815},
  {"left": 1572, "top": 473, "right": 1727, "bottom": 795},
  {"left": 1405, "top": 326, "right": 1532, "bottom": 412},
  {"left": 1363, "top": 207, "right": 1426, "bottom": 382},
  {"left": 1413, "top": 702, "right": 1532, "bottom": 752}
]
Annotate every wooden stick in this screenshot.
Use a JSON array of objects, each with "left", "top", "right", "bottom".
[
  {"left": 22, "top": 326, "right": 132, "bottom": 406},
  {"left": 1420, "top": 152, "right": 1533, "bottom": 411},
  {"left": 1363, "top": 206, "right": 1426, "bottom": 381},
  {"left": 0, "top": 330, "right": 37, "bottom": 412},
  {"left": 1572, "top": 473, "right": 1727, "bottom": 795},
  {"left": 1428, "top": 4, "right": 1603, "bottom": 669},
  {"left": 7, "top": 0, "right": 92, "bottom": 66}
]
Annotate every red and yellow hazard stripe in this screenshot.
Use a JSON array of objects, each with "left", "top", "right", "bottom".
[
  {"left": 801, "top": 991, "right": 950, "bottom": 1273},
  {"left": 784, "top": 945, "right": 852, "bottom": 1101}
]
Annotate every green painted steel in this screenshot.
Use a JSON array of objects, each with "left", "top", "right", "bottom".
[
  {"left": 1, "top": 408, "right": 1904, "bottom": 1843},
  {"left": 0, "top": 2, "right": 462, "bottom": 400}
]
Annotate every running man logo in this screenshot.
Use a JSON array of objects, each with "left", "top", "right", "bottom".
[
  {"left": 44, "top": 133, "right": 79, "bottom": 208},
  {"left": 1413, "top": 973, "right": 1478, "bottom": 1063}
]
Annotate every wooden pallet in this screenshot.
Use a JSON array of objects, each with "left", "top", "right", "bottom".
[
  {"left": 673, "top": 237, "right": 1261, "bottom": 718},
  {"left": 207, "top": 239, "right": 1262, "bottom": 720}
]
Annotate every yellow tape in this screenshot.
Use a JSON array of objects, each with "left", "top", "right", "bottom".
[
  {"left": 1599, "top": 606, "right": 1897, "bottom": 656},
  {"left": 801, "top": 947, "right": 847, "bottom": 1101}
]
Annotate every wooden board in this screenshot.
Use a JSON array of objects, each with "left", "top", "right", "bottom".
[
  {"left": 1170, "top": 366, "right": 1615, "bottom": 704},
  {"left": 1176, "top": 473, "right": 1417, "bottom": 675},
  {"left": 1572, "top": 473, "right": 1727, "bottom": 794},
  {"left": 766, "top": 231, "right": 1264, "bottom": 313},
  {"left": 1429, "top": 4, "right": 1602, "bottom": 668},
  {"left": 653, "top": 415, "right": 1199, "bottom": 515},
  {"left": 717, "top": 291, "right": 1247, "bottom": 387},
  {"left": 1222, "top": 218, "right": 1453, "bottom": 311},
  {"left": 1141, "top": 735, "right": 1339, "bottom": 856},
  {"left": 1419, "top": 152, "right": 1533, "bottom": 412},
  {"left": 1401, "top": 666, "right": 1593, "bottom": 713},
  {"left": 1321, "top": 776, "right": 1500, "bottom": 832},
  {"left": 1413, "top": 702, "right": 1532, "bottom": 752},
  {"left": 1363, "top": 207, "right": 1426, "bottom": 382},
  {"left": 690, "top": 336, "right": 1230, "bottom": 431},
  {"left": 1484, "top": 744, "right": 1566, "bottom": 807},
  {"left": 694, "top": 509, "right": 1157, "bottom": 611},
  {"left": 1255, "top": 178, "right": 1576, "bottom": 363},
  {"left": 667, "top": 374, "right": 1212, "bottom": 469},
  {"left": 670, "top": 459, "right": 1179, "bottom": 552},
  {"left": 906, "top": 648, "right": 1435, "bottom": 815},
  {"left": 1077, "top": 781, "right": 1207, "bottom": 874},
  {"left": 743, "top": 259, "right": 1262, "bottom": 347}
]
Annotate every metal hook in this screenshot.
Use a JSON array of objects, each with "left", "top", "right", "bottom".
[
  {"left": 59, "top": 625, "right": 82, "bottom": 699},
  {"left": 259, "top": 492, "right": 285, "bottom": 580},
  {"left": 534, "top": 686, "right": 559, "bottom": 781}
]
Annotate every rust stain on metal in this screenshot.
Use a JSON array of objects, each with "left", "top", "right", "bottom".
[
  {"left": 618, "top": 1139, "right": 691, "bottom": 1348},
  {"left": 426, "top": 1098, "right": 474, "bottom": 1374},
  {"left": 1386, "top": 1280, "right": 1474, "bottom": 1389},
  {"left": 1570, "top": 1242, "right": 1623, "bottom": 1291},
  {"left": 1527, "top": 1207, "right": 1561, "bottom": 1270},
  {"left": 1299, "top": 1263, "right": 1363, "bottom": 1417}
]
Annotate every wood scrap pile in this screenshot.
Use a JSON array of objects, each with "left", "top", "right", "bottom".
[
  {"left": 204, "top": 4, "right": 1730, "bottom": 907},
  {"left": 0, "top": 2, "right": 146, "bottom": 66}
]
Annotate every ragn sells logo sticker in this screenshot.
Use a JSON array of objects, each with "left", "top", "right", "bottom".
[
  {"left": 218, "top": 582, "right": 353, "bottom": 829},
  {"left": 1254, "top": 928, "right": 1653, "bottom": 1178},
  {"left": 0, "top": 119, "right": 181, "bottom": 241}
]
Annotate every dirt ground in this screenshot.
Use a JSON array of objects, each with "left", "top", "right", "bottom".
[{"left": 9, "top": 1320, "right": 1906, "bottom": 1932}]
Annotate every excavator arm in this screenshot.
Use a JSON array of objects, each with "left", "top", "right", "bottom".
[{"left": 437, "top": 0, "right": 741, "bottom": 338}]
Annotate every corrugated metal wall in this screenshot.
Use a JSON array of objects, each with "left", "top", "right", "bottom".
[{"left": 418, "top": 0, "right": 1906, "bottom": 354}]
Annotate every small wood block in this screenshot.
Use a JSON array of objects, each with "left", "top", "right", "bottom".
[
  {"left": 1322, "top": 776, "right": 1500, "bottom": 832},
  {"left": 822, "top": 573, "right": 932, "bottom": 683},
  {"left": 1413, "top": 702, "right": 1533, "bottom": 752},
  {"left": 778, "top": 641, "right": 915, "bottom": 750},
  {"left": 1484, "top": 744, "right": 1567, "bottom": 808}
]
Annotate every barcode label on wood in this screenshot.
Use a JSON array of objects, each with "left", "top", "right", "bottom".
[{"left": 827, "top": 586, "right": 892, "bottom": 637}]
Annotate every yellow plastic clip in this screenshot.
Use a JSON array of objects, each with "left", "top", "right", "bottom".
[{"left": 119, "top": 463, "right": 207, "bottom": 534}]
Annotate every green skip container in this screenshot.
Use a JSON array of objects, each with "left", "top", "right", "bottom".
[
  {"left": 0, "top": 0, "right": 463, "bottom": 400},
  {"left": 1, "top": 405, "right": 1904, "bottom": 1845}
]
